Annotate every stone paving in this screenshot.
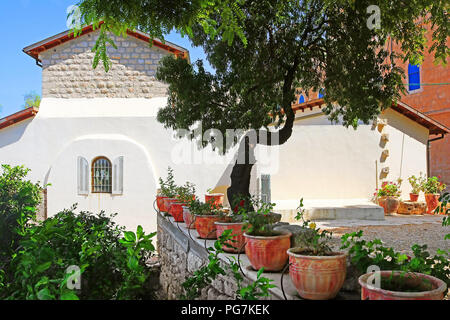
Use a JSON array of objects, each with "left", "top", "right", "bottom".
[{"left": 307, "top": 215, "right": 449, "bottom": 255}]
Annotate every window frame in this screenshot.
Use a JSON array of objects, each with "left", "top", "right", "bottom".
[{"left": 91, "top": 156, "right": 113, "bottom": 194}]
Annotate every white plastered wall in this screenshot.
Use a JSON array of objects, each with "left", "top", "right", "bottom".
[
  {"left": 257, "top": 108, "right": 429, "bottom": 211},
  {"left": 0, "top": 98, "right": 239, "bottom": 233}
]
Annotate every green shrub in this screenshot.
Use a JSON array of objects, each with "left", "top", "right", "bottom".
[
  {"left": 1, "top": 206, "right": 157, "bottom": 300},
  {"left": 0, "top": 165, "right": 43, "bottom": 265}
]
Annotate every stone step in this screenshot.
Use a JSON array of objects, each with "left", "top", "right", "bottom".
[{"left": 275, "top": 199, "right": 385, "bottom": 222}]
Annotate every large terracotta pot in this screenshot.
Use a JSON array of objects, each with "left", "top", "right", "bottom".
[
  {"left": 205, "top": 193, "right": 224, "bottom": 208},
  {"left": 409, "top": 193, "right": 419, "bottom": 202},
  {"left": 215, "top": 221, "right": 247, "bottom": 253},
  {"left": 168, "top": 202, "right": 184, "bottom": 222},
  {"left": 156, "top": 195, "right": 168, "bottom": 212},
  {"left": 287, "top": 248, "right": 347, "bottom": 300},
  {"left": 425, "top": 193, "right": 440, "bottom": 214},
  {"left": 182, "top": 206, "right": 196, "bottom": 229},
  {"left": 194, "top": 215, "right": 223, "bottom": 239},
  {"left": 244, "top": 230, "right": 292, "bottom": 272},
  {"left": 162, "top": 198, "right": 178, "bottom": 214},
  {"left": 378, "top": 196, "right": 400, "bottom": 214},
  {"left": 358, "top": 271, "right": 447, "bottom": 300}
]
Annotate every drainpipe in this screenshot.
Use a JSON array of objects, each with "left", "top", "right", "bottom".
[{"left": 427, "top": 134, "right": 445, "bottom": 177}]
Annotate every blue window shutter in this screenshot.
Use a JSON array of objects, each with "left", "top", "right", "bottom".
[
  {"left": 298, "top": 95, "right": 305, "bottom": 103},
  {"left": 318, "top": 88, "right": 325, "bottom": 98},
  {"left": 408, "top": 64, "right": 420, "bottom": 91}
]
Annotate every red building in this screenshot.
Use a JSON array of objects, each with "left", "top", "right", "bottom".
[{"left": 392, "top": 31, "right": 449, "bottom": 188}]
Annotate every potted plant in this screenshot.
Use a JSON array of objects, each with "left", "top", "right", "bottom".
[
  {"left": 157, "top": 167, "right": 178, "bottom": 213},
  {"left": 422, "top": 176, "right": 446, "bottom": 214},
  {"left": 205, "top": 189, "right": 225, "bottom": 208},
  {"left": 407, "top": 173, "right": 425, "bottom": 202},
  {"left": 287, "top": 202, "right": 347, "bottom": 300},
  {"left": 358, "top": 271, "right": 447, "bottom": 300},
  {"left": 176, "top": 182, "right": 196, "bottom": 204},
  {"left": 214, "top": 196, "right": 249, "bottom": 253},
  {"left": 242, "top": 199, "right": 291, "bottom": 272},
  {"left": 191, "top": 199, "right": 224, "bottom": 239},
  {"left": 376, "top": 179, "right": 402, "bottom": 214}
]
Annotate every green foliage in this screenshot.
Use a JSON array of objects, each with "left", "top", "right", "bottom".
[
  {"left": 341, "top": 231, "right": 449, "bottom": 287},
  {"left": 422, "top": 176, "right": 447, "bottom": 194},
  {"left": 435, "top": 192, "right": 450, "bottom": 240},
  {"left": 235, "top": 196, "right": 278, "bottom": 236},
  {"left": 181, "top": 229, "right": 275, "bottom": 300},
  {"left": 176, "top": 182, "right": 196, "bottom": 203},
  {"left": 408, "top": 173, "right": 426, "bottom": 194},
  {"left": 229, "top": 261, "right": 275, "bottom": 300},
  {"left": 76, "top": 0, "right": 247, "bottom": 71},
  {"left": 0, "top": 165, "right": 43, "bottom": 265},
  {"left": 75, "top": 1, "right": 448, "bottom": 151},
  {"left": 1, "top": 205, "right": 157, "bottom": 300},
  {"left": 377, "top": 179, "right": 402, "bottom": 197},
  {"left": 181, "top": 230, "right": 230, "bottom": 299},
  {"left": 294, "top": 199, "right": 333, "bottom": 256},
  {"left": 158, "top": 167, "right": 178, "bottom": 198},
  {"left": 22, "top": 92, "right": 41, "bottom": 109},
  {"left": 187, "top": 198, "right": 223, "bottom": 216}
]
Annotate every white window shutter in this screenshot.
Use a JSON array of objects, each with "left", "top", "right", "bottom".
[
  {"left": 112, "top": 156, "right": 124, "bottom": 195},
  {"left": 77, "top": 156, "right": 89, "bottom": 195}
]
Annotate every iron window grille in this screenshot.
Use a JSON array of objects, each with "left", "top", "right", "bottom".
[{"left": 92, "top": 157, "right": 112, "bottom": 193}]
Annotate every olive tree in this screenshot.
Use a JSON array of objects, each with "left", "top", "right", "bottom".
[{"left": 75, "top": 0, "right": 448, "bottom": 203}]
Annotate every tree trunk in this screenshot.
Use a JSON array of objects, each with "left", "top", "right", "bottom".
[{"left": 227, "top": 135, "right": 256, "bottom": 211}]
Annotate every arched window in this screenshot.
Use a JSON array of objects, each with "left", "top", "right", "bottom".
[
  {"left": 408, "top": 63, "right": 420, "bottom": 91},
  {"left": 318, "top": 88, "right": 325, "bottom": 98},
  {"left": 92, "top": 157, "right": 112, "bottom": 193},
  {"left": 298, "top": 95, "right": 305, "bottom": 103}
]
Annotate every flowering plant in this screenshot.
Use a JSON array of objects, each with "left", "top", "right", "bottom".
[
  {"left": 294, "top": 199, "right": 333, "bottom": 256},
  {"left": 408, "top": 173, "right": 425, "bottom": 194},
  {"left": 422, "top": 176, "right": 446, "bottom": 194},
  {"left": 376, "top": 179, "right": 402, "bottom": 198}
]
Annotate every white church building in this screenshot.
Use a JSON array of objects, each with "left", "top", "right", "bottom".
[{"left": 1, "top": 25, "right": 448, "bottom": 232}]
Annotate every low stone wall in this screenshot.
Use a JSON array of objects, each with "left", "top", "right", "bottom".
[{"left": 157, "top": 212, "right": 360, "bottom": 300}]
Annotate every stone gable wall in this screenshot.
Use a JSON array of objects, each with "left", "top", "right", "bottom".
[{"left": 40, "top": 30, "right": 171, "bottom": 98}]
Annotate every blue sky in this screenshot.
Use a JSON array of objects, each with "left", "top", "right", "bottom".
[{"left": 0, "top": 0, "right": 210, "bottom": 118}]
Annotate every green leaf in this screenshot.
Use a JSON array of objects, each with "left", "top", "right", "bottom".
[
  {"left": 60, "top": 291, "right": 80, "bottom": 300},
  {"left": 37, "top": 288, "right": 55, "bottom": 300},
  {"left": 36, "top": 261, "right": 52, "bottom": 273},
  {"left": 123, "top": 231, "right": 136, "bottom": 242}
]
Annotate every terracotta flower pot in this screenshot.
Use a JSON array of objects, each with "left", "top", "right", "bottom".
[
  {"left": 182, "top": 206, "right": 196, "bottom": 229},
  {"left": 424, "top": 193, "right": 440, "bottom": 214},
  {"left": 156, "top": 195, "right": 168, "bottom": 212},
  {"left": 287, "top": 248, "right": 347, "bottom": 300},
  {"left": 409, "top": 193, "right": 419, "bottom": 202},
  {"left": 194, "top": 215, "right": 223, "bottom": 239},
  {"left": 215, "top": 221, "right": 247, "bottom": 253},
  {"left": 168, "top": 202, "right": 184, "bottom": 222},
  {"left": 378, "top": 196, "right": 400, "bottom": 214},
  {"left": 163, "top": 198, "right": 178, "bottom": 213},
  {"left": 244, "top": 230, "right": 292, "bottom": 272},
  {"left": 205, "top": 193, "right": 224, "bottom": 208},
  {"left": 358, "top": 271, "right": 447, "bottom": 300}
]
